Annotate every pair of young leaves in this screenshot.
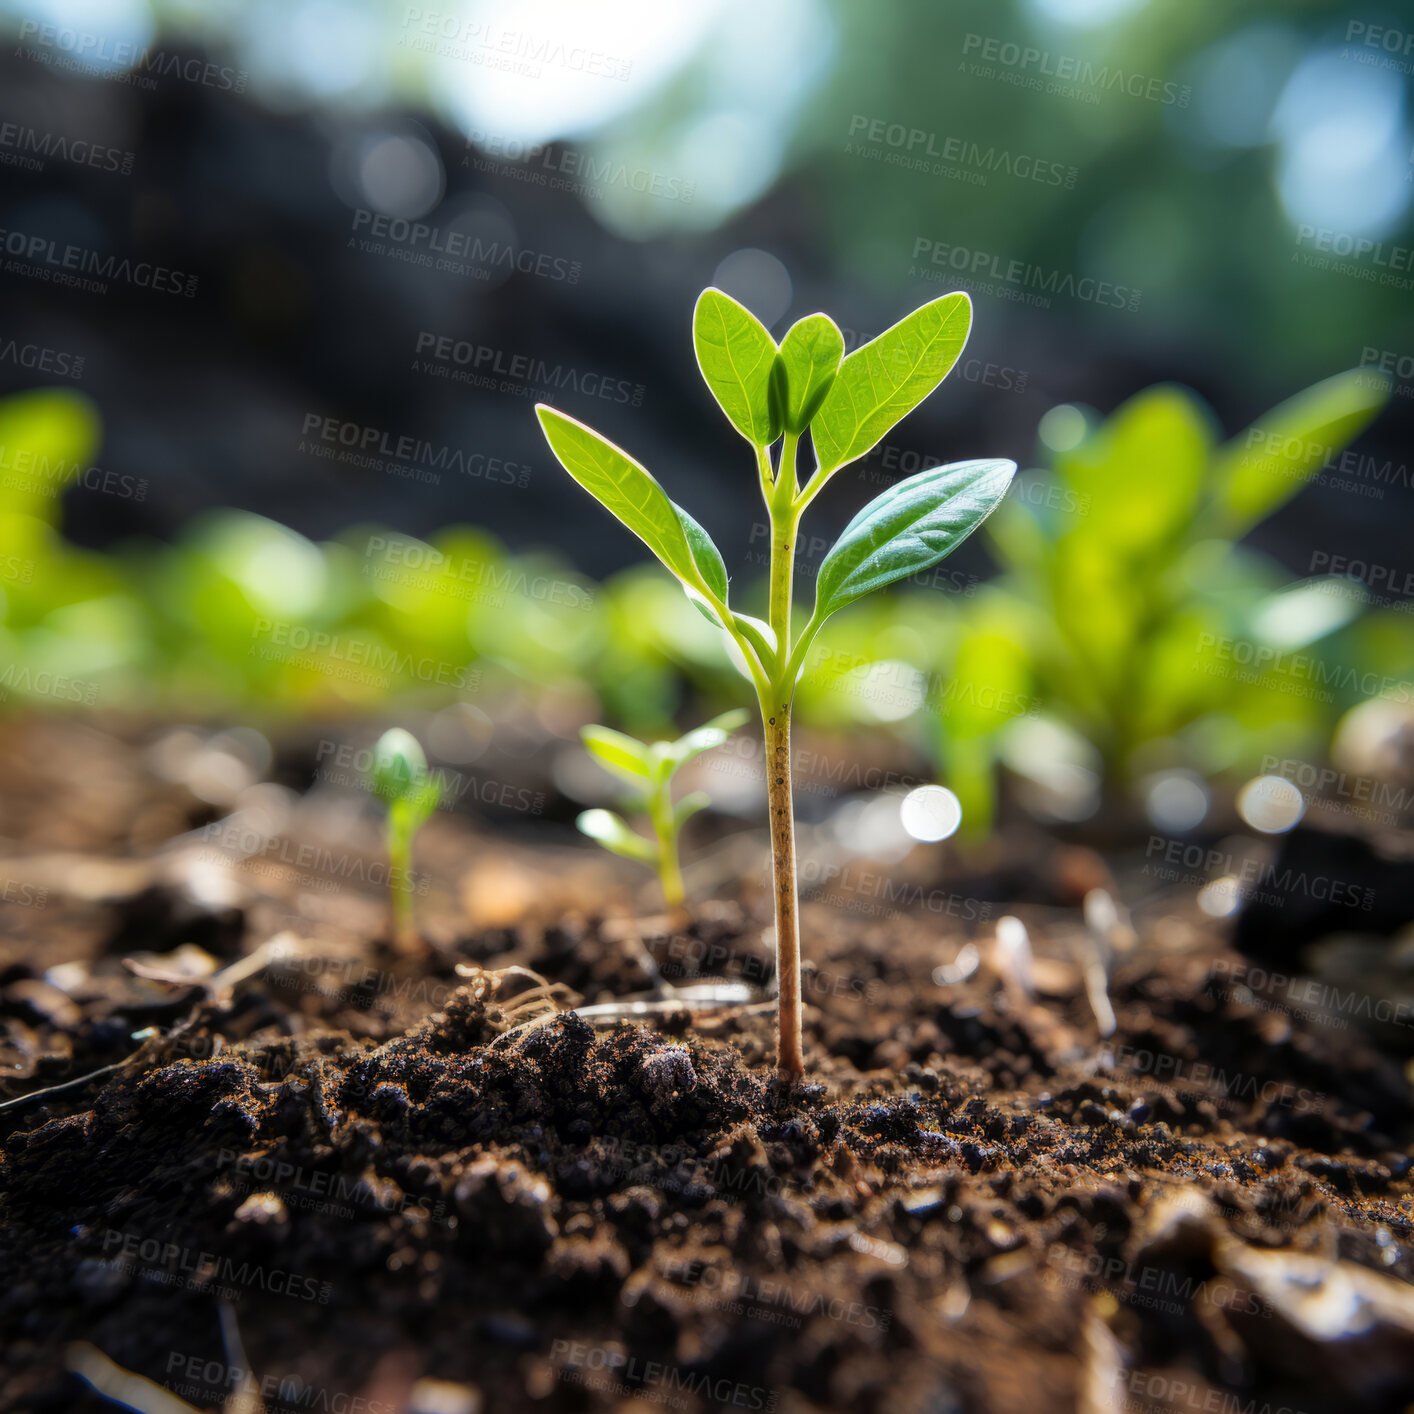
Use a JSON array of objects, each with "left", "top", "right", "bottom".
[
  {"left": 577, "top": 709, "right": 749, "bottom": 863},
  {"left": 535, "top": 286, "right": 1016, "bottom": 682},
  {"left": 370, "top": 728, "right": 442, "bottom": 838}
]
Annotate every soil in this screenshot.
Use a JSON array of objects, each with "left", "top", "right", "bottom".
[{"left": 2, "top": 717, "right": 1413, "bottom": 1414}]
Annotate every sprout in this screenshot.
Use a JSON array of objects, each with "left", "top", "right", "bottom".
[
  {"left": 537, "top": 285, "right": 1015, "bottom": 1077},
  {"left": 367, "top": 728, "right": 441, "bottom": 953},
  {"left": 576, "top": 709, "right": 749, "bottom": 909}
]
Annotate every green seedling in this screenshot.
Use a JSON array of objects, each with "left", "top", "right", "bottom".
[
  {"left": 536, "top": 285, "right": 1015, "bottom": 1077},
  {"left": 367, "top": 728, "right": 442, "bottom": 953},
  {"left": 577, "top": 708, "right": 750, "bottom": 908},
  {"left": 935, "top": 369, "right": 1390, "bottom": 831}
]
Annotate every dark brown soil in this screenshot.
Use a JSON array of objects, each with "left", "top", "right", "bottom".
[{"left": 2, "top": 718, "right": 1413, "bottom": 1414}]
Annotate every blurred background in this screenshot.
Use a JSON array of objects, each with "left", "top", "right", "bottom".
[{"left": 0, "top": 0, "right": 1410, "bottom": 850}]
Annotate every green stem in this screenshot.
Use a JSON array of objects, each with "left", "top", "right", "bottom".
[
  {"left": 388, "top": 823, "right": 418, "bottom": 953},
  {"left": 762, "top": 438, "right": 805, "bottom": 1080},
  {"left": 650, "top": 779, "right": 685, "bottom": 909},
  {"left": 762, "top": 699, "right": 803, "bottom": 1078}
]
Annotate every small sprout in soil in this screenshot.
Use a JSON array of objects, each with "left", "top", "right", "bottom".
[
  {"left": 576, "top": 708, "right": 749, "bottom": 908},
  {"left": 1078, "top": 888, "right": 1122, "bottom": 1037},
  {"left": 537, "top": 284, "right": 1015, "bottom": 1077},
  {"left": 932, "top": 941, "right": 980, "bottom": 987},
  {"left": 367, "top": 728, "right": 441, "bottom": 953},
  {"left": 992, "top": 915, "right": 1035, "bottom": 1005}
]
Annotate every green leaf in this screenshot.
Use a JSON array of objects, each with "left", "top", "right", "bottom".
[
  {"left": 692, "top": 287, "right": 779, "bottom": 446},
  {"left": 814, "top": 459, "right": 1016, "bottom": 622},
  {"left": 576, "top": 808, "right": 659, "bottom": 864},
  {"left": 1058, "top": 385, "right": 1211, "bottom": 556},
  {"left": 730, "top": 612, "right": 778, "bottom": 670},
  {"left": 581, "top": 724, "right": 654, "bottom": 783},
  {"left": 811, "top": 292, "right": 972, "bottom": 477},
  {"left": 0, "top": 388, "right": 101, "bottom": 523},
  {"left": 670, "top": 707, "right": 750, "bottom": 765},
  {"left": 675, "top": 505, "right": 729, "bottom": 603},
  {"left": 535, "top": 405, "right": 727, "bottom": 606},
  {"left": 672, "top": 791, "right": 712, "bottom": 828},
  {"left": 775, "top": 314, "right": 844, "bottom": 434},
  {"left": 1210, "top": 369, "right": 1389, "bottom": 536}
]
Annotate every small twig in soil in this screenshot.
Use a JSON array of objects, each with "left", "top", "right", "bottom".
[
  {"left": 1, "top": 936, "right": 308, "bottom": 1112},
  {"left": 488, "top": 982, "right": 765, "bottom": 1047},
  {"left": 218, "top": 1299, "right": 266, "bottom": 1414},
  {"left": 124, "top": 932, "right": 313, "bottom": 1005},
  {"left": 65, "top": 1341, "right": 202, "bottom": 1414},
  {"left": 0, "top": 1057, "right": 133, "bottom": 1113}
]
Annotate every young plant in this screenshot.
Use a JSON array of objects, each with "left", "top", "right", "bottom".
[
  {"left": 536, "top": 286, "right": 1015, "bottom": 1077},
  {"left": 367, "top": 728, "right": 442, "bottom": 953},
  {"left": 576, "top": 708, "right": 749, "bottom": 908},
  {"left": 933, "top": 369, "right": 1390, "bottom": 831}
]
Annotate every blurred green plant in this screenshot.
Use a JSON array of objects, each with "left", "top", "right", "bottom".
[
  {"left": 576, "top": 708, "right": 749, "bottom": 907},
  {"left": 932, "top": 370, "right": 1392, "bottom": 833},
  {"left": 367, "top": 727, "right": 441, "bottom": 953},
  {"left": 1, "top": 376, "right": 1404, "bottom": 862}
]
